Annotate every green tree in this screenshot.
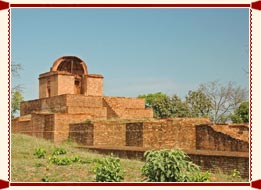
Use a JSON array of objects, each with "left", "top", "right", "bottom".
[
  {"left": 170, "top": 95, "right": 189, "bottom": 117},
  {"left": 199, "top": 81, "right": 247, "bottom": 123},
  {"left": 11, "top": 90, "right": 24, "bottom": 118},
  {"left": 11, "top": 63, "right": 24, "bottom": 118},
  {"left": 138, "top": 93, "right": 189, "bottom": 118},
  {"left": 230, "top": 101, "right": 249, "bottom": 123},
  {"left": 185, "top": 90, "right": 211, "bottom": 117},
  {"left": 139, "top": 92, "right": 172, "bottom": 118}
]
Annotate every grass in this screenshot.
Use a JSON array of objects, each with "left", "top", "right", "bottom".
[
  {"left": 11, "top": 134, "right": 247, "bottom": 182},
  {"left": 11, "top": 134, "right": 144, "bottom": 182}
]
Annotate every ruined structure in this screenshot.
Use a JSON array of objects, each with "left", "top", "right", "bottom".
[{"left": 12, "top": 56, "right": 249, "bottom": 178}]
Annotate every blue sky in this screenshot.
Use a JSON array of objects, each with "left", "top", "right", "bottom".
[{"left": 11, "top": 8, "right": 249, "bottom": 100}]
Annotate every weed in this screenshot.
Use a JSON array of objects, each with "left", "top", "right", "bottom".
[
  {"left": 52, "top": 147, "right": 67, "bottom": 156},
  {"left": 35, "top": 163, "right": 43, "bottom": 168},
  {"left": 34, "top": 148, "right": 46, "bottom": 159},
  {"left": 42, "top": 176, "right": 49, "bottom": 182}
]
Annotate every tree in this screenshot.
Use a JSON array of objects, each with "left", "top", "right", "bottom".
[
  {"left": 230, "top": 101, "right": 249, "bottom": 123},
  {"left": 169, "top": 95, "right": 189, "bottom": 117},
  {"left": 138, "top": 93, "right": 189, "bottom": 118},
  {"left": 185, "top": 90, "right": 211, "bottom": 117},
  {"left": 11, "top": 63, "right": 24, "bottom": 118},
  {"left": 11, "top": 90, "right": 24, "bottom": 118},
  {"left": 199, "top": 81, "right": 248, "bottom": 124},
  {"left": 139, "top": 92, "right": 172, "bottom": 118}
]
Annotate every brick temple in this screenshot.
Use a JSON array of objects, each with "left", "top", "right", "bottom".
[{"left": 12, "top": 56, "right": 249, "bottom": 178}]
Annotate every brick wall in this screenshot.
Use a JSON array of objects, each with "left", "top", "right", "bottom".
[
  {"left": 85, "top": 75, "right": 103, "bottom": 96},
  {"left": 102, "top": 97, "right": 153, "bottom": 119},
  {"left": 188, "top": 150, "right": 249, "bottom": 179},
  {"left": 81, "top": 146, "right": 249, "bottom": 179},
  {"left": 66, "top": 95, "right": 103, "bottom": 107},
  {"left": 103, "top": 96, "right": 145, "bottom": 109},
  {"left": 53, "top": 113, "right": 93, "bottom": 143},
  {"left": 196, "top": 125, "right": 249, "bottom": 152},
  {"left": 126, "top": 123, "right": 143, "bottom": 147},
  {"left": 11, "top": 116, "right": 32, "bottom": 135},
  {"left": 143, "top": 118, "right": 211, "bottom": 149},
  {"left": 57, "top": 74, "right": 74, "bottom": 95},
  {"left": 21, "top": 95, "right": 105, "bottom": 116},
  {"left": 93, "top": 121, "right": 126, "bottom": 147},
  {"left": 39, "top": 73, "right": 59, "bottom": 99},
  {"left": 69, "top": 123, "right": 94, "bottom": 145},
  {"left": 20, "top": 95, "right": 68, "bottom": 115}
]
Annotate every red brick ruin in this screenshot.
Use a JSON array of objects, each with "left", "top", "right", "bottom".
[{"left": 12, "top": 56, "right": 249, "bottom": 178}]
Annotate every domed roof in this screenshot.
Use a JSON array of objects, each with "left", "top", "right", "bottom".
[{"left": 51, "top": 56, "right": 88, "bottom": 75}]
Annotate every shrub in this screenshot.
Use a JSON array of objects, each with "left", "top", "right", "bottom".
[
  {"left": 141, "top": 149, "right": 210, "bottom": 182},
  {"left": 94, "top": 155, "right": 124, "bottom": 182},
  {"left": 49, "top": 155, "right": 81, "bottom": 166},
  {"left": 52, "top": 147, "right": 67, "bottom": 156},
  {"left": 42, "top": 176, "right": 49, "bottom": 182},
  {"left": 34, "top": 148, "right": 46, "bottom": 159}
]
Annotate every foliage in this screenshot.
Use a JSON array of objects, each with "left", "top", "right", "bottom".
[
  {"left": 52, "top": 147, "right": 67, "bottom": 156},
  {"left": 141, "top": 149, "right": 210, "bottom": 182},
  {"left": 34, "top": 148, "right": 47, "bottom": 159},
  {"left": 230, "top": 101, "right": 249, "bottom": 123},
  {"left": 185, "top": 90, "right": 211, "bottom": 117},
  {"left": 41, "top": 176, "right": 49, "bottom": 182},
  {"left": 231, "top": 169, "right": 241, "bottom": 178},
  {"left": 11, "top": 63, "right": 24, "bottom": 118},
  {"left": 11, "top": 90, "right": 24, "bottom": 118},
  {"left": 35, "top": 163, "right": 43, "bottom": 167},
  {"left": 94, "top": 155, "right": 124, "bottom": 182},
  {"left": 169, "top": 95, "right": 190, "bottom": 117},
  {"left": 199, "top": 81, "right": 247, "bottom": 123},
  {"left": 138, "top": 93, "right": 189, "bottom": 118},
  {"left": 49, "top": 155, "right": 81, "bottom": 166}
]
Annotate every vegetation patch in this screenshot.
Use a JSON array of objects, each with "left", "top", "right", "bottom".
[
  {"left": 94, "top": 155, "right": 124, "bottom": 182},
  {"left": 142, "top": 149, "right": 210, "bottom": 182},
  {"left": 11, "top": 134, "right": 247, "bottom": 182},
  {"left": 34, "top": 148, "right": 47, "bottom": 159}
]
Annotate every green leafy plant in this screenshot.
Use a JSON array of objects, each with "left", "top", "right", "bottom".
[
  {"left": 94, "top": 155, "right": 124, "bottom": 182},
  {"left": 52, "top": 147, "right": 67, "bottom": 156},
  {"left": 34, "top": 148, "right": 46, "bottom": 159},
  {"left": 42, "top": 176, "right": 49, "bottom": 182},
  {"left": 49, "top": 155, "right": 81, "bottom": 166},
  {"left": 141, "top": 149, "right": 210, "bottom": 182},
  {"left": 35, "top": 163, "right": 43, "bottom": 167},
  {"left": 232, "top": 169, "right": 241, "bottom": 178}
]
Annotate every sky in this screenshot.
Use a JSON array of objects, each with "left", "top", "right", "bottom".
[{"left": 11, "top": 8, "right": 249, "bottom": 101}]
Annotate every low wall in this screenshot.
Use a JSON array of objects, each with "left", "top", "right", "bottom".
[
  {"left": 77, "top": 146, "right": 249, "bottom": 179},
  {"left": 143, "top": 118, "right": 211, "bottom": 149},
  {"left": 196, "top": 125, "right": 249, "bottom": 152},
  {"left": 69, "top": 123, "right": 94, "bottom": 145}
]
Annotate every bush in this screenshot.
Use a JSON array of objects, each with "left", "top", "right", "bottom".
[
  {"left": 52, "top": 147, "right": 67, "bottom": 156},
  {"left": 141, "top": 149, "right": 210, "bottom": 182},
  {"left": 49, "top": 155, "right": 81, "bottom": 166},
  {"left": 34, "top": 148, "right": 46, "bottom": 159},
  {"left": 94, "top": 155, "right": 124, "bottom": 182},
  {"left": 42, "top": 176, "right": 49, "bottom": 182}
]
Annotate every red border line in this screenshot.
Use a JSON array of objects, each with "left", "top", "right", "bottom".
[
  {"left": 11, "top": 182, "right": 251, "bottom": 187},
  {"left": 10, "top": 3, "right": 250, "bottom": 8},
  {"left": 7, "top": 8, "right": 11, "bottom": 183},
  {"left": 1, "top": 0, "right": 258, "bottom": 189},
  {"left": 250, "top": 8, "right": 253, "bottom": 182}
]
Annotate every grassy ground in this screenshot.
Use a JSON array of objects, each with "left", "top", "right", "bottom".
[{"left": 11, "top": 134, "right": 247, "bottom": 182}]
